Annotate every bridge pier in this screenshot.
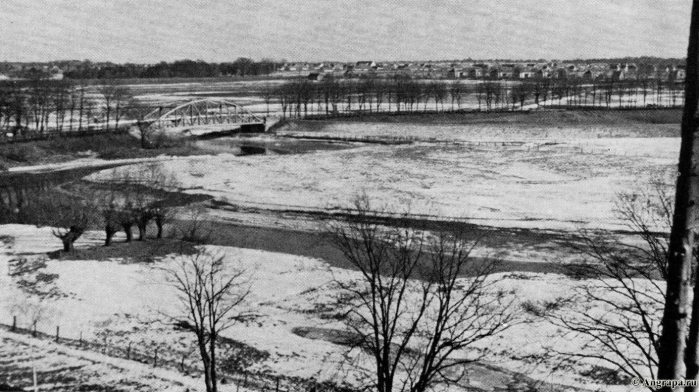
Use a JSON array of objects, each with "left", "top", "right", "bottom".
[{"left": 240, "top": 123, "right": 266, "bottom": 133}]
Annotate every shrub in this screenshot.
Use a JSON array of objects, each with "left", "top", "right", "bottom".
[
  {"left": 149, "top": 129, "right": 190, "bottom": 149},
  {"left": 0, "top": 143, "right": 44, "bottom": 162}
]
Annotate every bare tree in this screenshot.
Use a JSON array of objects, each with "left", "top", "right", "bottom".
[
  {"left": 97, "top": 163, "right": 180, "bottom": 244},
  {"left": 122, "top": 99, "right": 157, "bottom": 148},
  {"left": 98, "top": 79, "right": 133, "bottom": 131},
  {"left": 659, "top": 1, "right": 699, "bottom": 386},
  {"left": 261, "top": 82, "right": 274, "bottom": 116},
  {"left": 21, "top": 190, "right": 96, "bottom": 252},
  {"left": 102, "top": 204, "right": 134, "bottom": 246},
  {"left": 432, "top": 81, "right": 448, "bottom": 112},
  {"left": 328, "top": 197, "right": 516, "bottom": 392},
  {"left": 162, "top": 249, "right": 250, "bottom": 392},
  {"left": 639, "top": 76, "right": 651, "bottom": 107},
  {"left": 540, "top": 183, "right": 674, "bottom": 388},
  {"left": 374, "top": 79, "right": 386, "bottom": 112},
  {"left": 448, "top": 80, "right": 463, "bottom": 111}
]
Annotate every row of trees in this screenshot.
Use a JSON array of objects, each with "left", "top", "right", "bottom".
[
  {"left": 0, "top": 79, "right": 135, "bottom": 135},
  {"left": 62, "top": 58, "right": 283, "bottom": 80},
  {"left": 0, "top": 75, "right": 684, "bottom": 138},
  {"left": 8, "top": 163, "right": 178, "bottom": 251},
  {"left": 270, "top": 76, "right": 685, "bottom": 118}
]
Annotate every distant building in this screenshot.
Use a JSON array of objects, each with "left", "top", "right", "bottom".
[
  {"left": 516, "top": 65, "right": 537, "bottom": 79},
  {"left": 307, "top": 72, "right": 325, "bottom": 81},
  {"left": 355, "top": 61, "right": 376, "bottom": 71},
  {"left": 670, "top": 65, "right": 686, "bottom": 82},
  {"left": 500, "top": 64, "right": 516, "bottom": 79}
]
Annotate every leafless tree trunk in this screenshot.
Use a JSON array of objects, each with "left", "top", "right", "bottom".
[
  {"left": 162, "top": 250, "right": 250, "bottom": 392},
  {"left": 658, "top": 1, "right": 699, "bottom": 388},
  {"left": 328, "top": 196, "right": 517, "bottom": 392},
  {"left": 99, "top": 80, "right": 133, "bottom": 131},
  {"left": 542, "top": 184, "right": 673, "bottom": 388},
  {"left": 20, "top": 190, "right": 95, "bottom": 252},
  {"left": 667, "top": 2, "right": 699, "bottom": 389},
  {"left": 99, "top": 163, "right": 179, "bottom": 243}
]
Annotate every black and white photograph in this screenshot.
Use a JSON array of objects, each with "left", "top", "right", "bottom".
[{"left": 0, "top": 1, "right": 696, "bottom": 391}]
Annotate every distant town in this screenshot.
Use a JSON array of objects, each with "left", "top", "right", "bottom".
[{"left": 0, "top": 57, "right": 688, "bottom": 82}]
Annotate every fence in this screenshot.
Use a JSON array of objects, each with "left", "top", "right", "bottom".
[{"left": 1, "top": 317, "right": 353, "bottom": 392}]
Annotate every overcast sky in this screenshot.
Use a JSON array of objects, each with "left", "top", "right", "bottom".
[{"left": 1, "top": 0, "right": 692, "bottom": 63}]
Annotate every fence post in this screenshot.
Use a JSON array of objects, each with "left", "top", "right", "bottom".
[
  {"left": 11, "top": 316, "right": 16, "bottom": 332},
  {"left": 244, "top": 373, "right": 248, "bottom": 387},
  {"left": 79, "top": 331, "right": 82, "bottom": 346},
  {"left": 180, "top": 354, "right": 185, "bottom": 372},
  {"left": 55, "top": 326, "right": 59, "bottom": 342},
  {"left": 32, "top": 322, "right": 36, "bottom": 337},
  {"left": 127, "top": 342, "right": 132, "bottom": 360},
  {"left": 276, "top": 376, "right": 280, "bottom": 392},
  {"left": 154, "top": 347, "right": 159, "bottom": 367}
]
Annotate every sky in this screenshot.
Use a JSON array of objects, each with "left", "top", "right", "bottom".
[{"left": 0, "top": 0, "right": 693, "bottom": 63}]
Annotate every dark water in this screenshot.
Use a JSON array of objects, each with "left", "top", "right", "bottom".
[{"left": 202, "top": 136, "right": 356, "bottom": 156}]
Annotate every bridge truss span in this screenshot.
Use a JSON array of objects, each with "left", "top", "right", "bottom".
[{"left": 143, "top": 98, "right": 264, "bottom": 129}]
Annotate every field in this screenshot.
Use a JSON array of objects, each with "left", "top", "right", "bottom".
[
  {"left": 90, "top": 116, "right": 679, "bottom": 232},
  {"left": 0, "top": 108, "right": 681, "bottom": 391},
  {"left": 0, "top": 225, "right": 649, "bottom": 392}
]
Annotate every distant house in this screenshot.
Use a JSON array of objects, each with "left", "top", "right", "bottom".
[
  {"left": 606, "top": 63, "right": 638, "bottom": 81},
  {"left": 636, "top": 63, "right": 658, "bottom": 79},
  {"left": 500, "top": 64, "right": 516, "bottom": 79},
  {"left": 516, "top": 65, "right": 537, "bottom": 79},
  {"left": 331, "top": 63, "right": 346, "bottom": 77},
  {"left": 446, "top": 67, "right": 460, "bottom": 78},
  {"left": 670, "top": 65, "right": 686, "bottom": 82},
  {"left": 355, "top": 61, "right": 377, "bottom": 71},
  {"left": 465, "top": 63, "right": 489, "bottom": 79},
  {"left": 307, "top": 72, "right": 325, "bottom": 81},
  {"left": 467, "top": 67, "right": 486, "bottom": 79}
]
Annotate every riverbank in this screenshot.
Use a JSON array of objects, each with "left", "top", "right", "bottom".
[{"left": 288, "top": 107, "right": 683, "bottom": 126}]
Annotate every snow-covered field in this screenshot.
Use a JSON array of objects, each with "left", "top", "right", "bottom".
[
  {"left": 88, "top": 123, "right": 678, "bottom": 231},
  {"left": 0, "top": 329, "right": 204, "bottom": 392},
  {"left": 277, "top": 120, "right": 678, "bottom": 141},
  {"left": 2, "top": 116, "right": 678, "bottom": 391},
  {"left": 0, "top": 225, "right": 650, "bottom": 391}
]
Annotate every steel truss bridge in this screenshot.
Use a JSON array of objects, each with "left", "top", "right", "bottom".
[{"left": 142, "top": 98, "right": 265, "bottom": 131}]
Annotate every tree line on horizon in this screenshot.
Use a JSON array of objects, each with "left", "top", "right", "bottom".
[
  {"left": 1, "top": 56, "right": 689, "bottom": 80},
  {"left": 3, "top": 58, "right": 284, "bottom": 80}
]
